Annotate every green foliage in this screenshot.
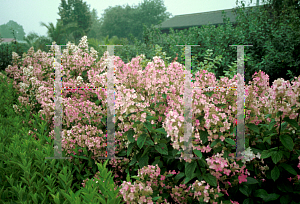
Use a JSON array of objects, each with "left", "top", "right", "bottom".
[
  {"left": 87, "top": 35, "right": 130, "bottom": 63},
  {"left": 116, "top": 100, "right": 300, "bottom": 203},
  {"left": 0, "top": 20, "right": 26, "bottom": 40},
  {"left": 21, "top": 32, "right": 53, "bottom": 53},
  {"left": 57, "top": 0, "right": 93, "bottom": 45},
  {"left": 0, "top": 32, "right": 28, "bottom": 73},
  {"left": 0, "top": 70, "right": 125, "bottom": 203},
  {"left": 110, "top": 0, "right": 300, "bottom": 86},
  {"left": 32, "top": 35, "right": 54, "bottom": 53},
  {"left": 87, "top": 8, "right": 104, "bottom": 41},
  {"left": 1, "top": 46, "right": 300, "bottom": 203},
  {"left": 87, "top": 37, "right": 103, "bottom": 54},
  {"left": 96, "top": 0, "right": 172, "bottom": 43},
  {"left": 22, "top": 32, "right": 40, "bottom": 48},
  {"left": 83, "top": 2, "right": 300, "bottom": 200},
  {"left": 259, "top": 0, "right": 300, "bottom": 26},
  {"left": 231, "top": 0, "right": 300, "bottom": 85},
  {"left": 39, "top": 20, "right": 83, "bottom": 46},
  {"left": 73, "top": 160, "right": 124, "bottom": 204},
  {"left": 128, "top": 0, "right": 173, "bottom": 41},
  {"left": 2, "top": 1, "right": 300, "bottom": 200}
]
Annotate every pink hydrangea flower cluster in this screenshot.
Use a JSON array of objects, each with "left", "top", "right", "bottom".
[{"left": 4, "top": 36, "right": 300, "bottom": 203}]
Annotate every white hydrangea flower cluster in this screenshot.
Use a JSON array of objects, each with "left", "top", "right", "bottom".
[
  {"left": 50, "top": 36, "right": 98, "bottom": 63},
  {"left": 22, "top": 52, "right": 27, "bottom": 59},
  {"left": 12, "top": 52, "right": 20, "bottom": 60},
  {"left": 125, "top": 140, "right": 130, "bottom": 148},
  {"left": 76, "top": 76, "right": 83, "bottom": 86},
  {"left": 76, "top": 76, "right": 83, "bottom": 81},
  {"left": 89, "top": 46, "right": 98, "bottom": 59},
  {"left": 241, "top": 147, "right": 261, "bottom": 163},
  {"left": 191, "top": 180, "right": 207, "bottom": 190},
  {"left": 100, "top": 72, "right": 107, "bottom": 77},
  {"left": 66, "top": 41, "right": 79, "bottom": 53},
  {"left": 23, "top": 65, "right": 33, "bottom": 77},
  {"left": 19, "top": 82, "right": 29, "bottom": 90},
  {"left": 273, "top": 78, "right": 285, "bottom": 87},
  {"left": 140, "top": 54, "right": 146, "bottom": 59},
  {"left": 78, "top": 36, "right": 88, "bottom": 50},
  {"left": 62, "top": 47, "right": 69, "bottom": 57},
  {"left": 29, "top": 77, "right": 39, "bottom": 90}
]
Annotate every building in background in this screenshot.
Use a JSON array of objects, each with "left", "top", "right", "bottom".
[{"left": 0, "top": 38, "right": 27, "bottom": 45}]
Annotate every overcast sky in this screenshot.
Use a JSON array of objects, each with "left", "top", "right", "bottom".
[{"left": 0, "top": 0, "right": 267, "bottom": 38}]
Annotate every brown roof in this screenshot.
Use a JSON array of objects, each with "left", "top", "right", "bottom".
[
  {"left": 0, "top": 38, "right": 17, "bottom": 43},
  {"left": 0, "top": 38, "right": 27, "bottom": 44}
]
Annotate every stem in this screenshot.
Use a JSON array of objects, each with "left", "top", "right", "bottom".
[{"left": 277, "top": 97, "right": 282, "bottom": 151}]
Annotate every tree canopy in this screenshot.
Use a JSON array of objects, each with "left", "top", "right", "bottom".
[
  {"left": 86, "top": 8, "right": 103, "bottom": 41},
  {"left": 57, "top": 0, "right": 93, "bottom": 45},
  {"left": 97, "top": 0, "right": 173, "bottom": 43},
  {"left": 0, "top": 20, "right": 26, "bottom": 41},
  {"left": 232, "top": 0, "right": 300, "bottom": 85}
]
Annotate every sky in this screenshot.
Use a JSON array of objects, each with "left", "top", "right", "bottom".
[{"left": 0, "top": 0, "right": 268, "bottom": 38}]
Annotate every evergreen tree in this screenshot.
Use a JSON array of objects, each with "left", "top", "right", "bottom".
[
  {"left": 58, "top": 0, "right": 92, "bottom": 45},
  {"left": 86, "top": 8, "right": 103, "bottom": 41}
]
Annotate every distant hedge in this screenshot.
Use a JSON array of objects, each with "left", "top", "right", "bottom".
[{"left": 0, "top": 42, "right": 29, "bottom": 73}]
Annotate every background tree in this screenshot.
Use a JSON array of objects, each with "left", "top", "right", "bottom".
[
  {"left": 0, "top": 24, "right": 11, "bottom": 38},
  {"left": 97, "top": 5, "right": 133, "bottom": 42},
  {"left": 86, "top": 8, "right": 104, "bottom": 41},
  {"left": 97, "top": 0, "right": 172, "bottom": 44},
  {"left": 87, "top": 35, "right": 129, "bottom": 61},
  {"left": 231, "top": 0, "right": 300, "bottom": 85},
  {"left": 0, "top": 28, "right": 28, "bottom": 73},
  {"left": 31, "top": 36, "right": 53, "bottom": 53},
  {"left": 58, "top": 0, "right": 93, "bottom": 45},
  {"left": 20, "top": 32, "right": 52, "bottom": 53},
  {"left": 131, "top": 0, "right": 173, "bottom": 41},
  {"left": 0, "top": 20, "right": 26, "bottom": 41},
  {"left": 260, "top": 0, "right": 299, "bottom": 17},
  {"left": 255, "top": 0, "right": 300, "bottom": 83},
  {"left": 40, "top": 20, "right": 85, "bottom": 46},
  {"left": 250, "top": 0, "right": 299, "bottom": 32},
  {"left": 22, "top": 32, "right": 40, "bottom": 50}
]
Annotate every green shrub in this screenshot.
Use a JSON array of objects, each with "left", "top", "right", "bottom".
[
  {"left": 0, "top": 42, "right": 28, "bottom": 73},
  {"left": 0, "top": 69, "right": 125, "bottom": 203}
]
